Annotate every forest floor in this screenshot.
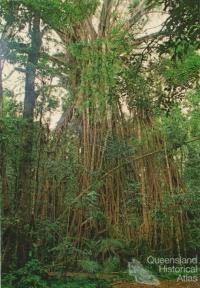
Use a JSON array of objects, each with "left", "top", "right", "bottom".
[{"left": 111, "top": 280, "right": 200, "bottom": 288}]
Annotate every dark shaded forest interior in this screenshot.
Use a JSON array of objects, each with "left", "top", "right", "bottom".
[{"left": 0, "top": 0, "right": 200, "bottom": 287}]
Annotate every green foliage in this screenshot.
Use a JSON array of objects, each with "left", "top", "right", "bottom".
[
  {"left": 160, "top": 106, "right": 188, "bottom": 149},
  {"left": 1, "top": 273, "right": 17, "bottom": 288},
  {"left": 182, "top": 91, "right": 200, "bottom": 252},
  {"left": 17, "top": 0, "right": 98, "bottom": 29},
  {"left": 98, "top": 239, "right": 126, "bottom": 256},
  {"left": 102, "top": 256, "right": 120, "bottom": 273},
  {"left": 2, "top": 259, "right": 48, "bottom": 288},
  {"left": 50, "top": 278, "right": 110, "bottom": 288},
  {"left": 17, "top": 274, "right": 48, "bottom": 288},
  {"left": 69, "top": 30, "right": 128, "bottom": 117},
  {"left": 186, "top": 90, "right": 200, "bottom": 137},
  {"left": 163, "top": 51, "right": 200, "bottom": 86},
  {"left": 104, "top": 136, "right": 133, "bottom": 161},
  {"left": 149, "top": 0, "right": 200, "bottom": 56},
  {"left": 49, "top": 237, "right": 86, "bottom": 267},
  {"left": 129, "top": 0, "right": 140, "bottom": 9},
  {"left": 2, "top": 264, "right": 111, "bottom": 288},
  {"left": 78, "top": 259, "right": 102, "bottom": 273}
]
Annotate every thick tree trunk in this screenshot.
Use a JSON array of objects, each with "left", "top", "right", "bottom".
[
  {"left": 23, "top": 16, "right": 41, "bottom": 119},
  {"left": 16, "top": 15, "right": 41, "bottom": 266},
  {"left": 0, "top": 59, "right": 3, "bottom": 116},
  {"left": 0, "top": 59, "right": 10, "bottom": 215},
  {"left": 18, "top": 16, "right": 41, "bottom": 215}
]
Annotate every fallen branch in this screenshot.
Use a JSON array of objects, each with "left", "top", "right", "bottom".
[{"left": 47, "top": 271, "right": 126, "bottom": 280}]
